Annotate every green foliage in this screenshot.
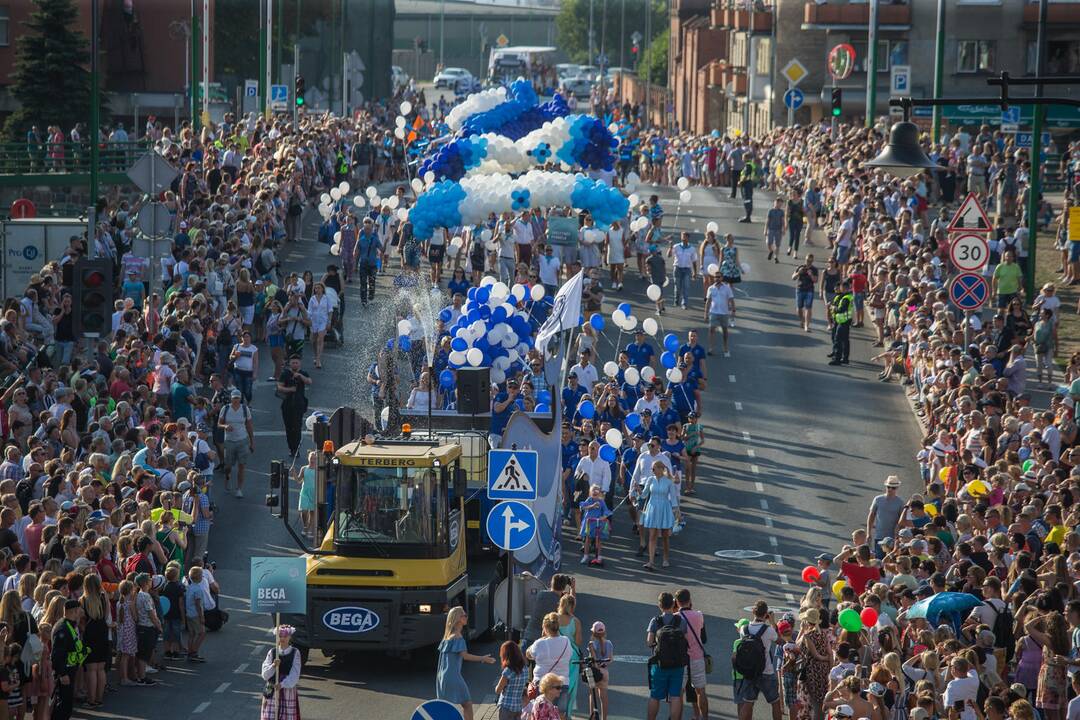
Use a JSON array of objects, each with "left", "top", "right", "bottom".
[
  {"left": 555, "top": 0, "right": 666, "bottom": 67},
  {"left": 640, "top": 28, "right": 668, "bottom": 87},
  {"left": 4, "top": 0, "right": 99, "bottom": 140}
]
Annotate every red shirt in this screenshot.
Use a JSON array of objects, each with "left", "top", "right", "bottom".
[
  {"left": 850, "top": 272, "right": 868, "bottom": 294},
  {"left": 841, "top": 561, "right": 881, "bottom": 594}
]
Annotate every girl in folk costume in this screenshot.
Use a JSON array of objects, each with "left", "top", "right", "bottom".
[{"left": 261, "top": 625, "right": 302, "bottom": 720}]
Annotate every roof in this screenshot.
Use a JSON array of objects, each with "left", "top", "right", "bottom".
[
  {"left": 396, "top": 0, "right": 558, "bottom": 17},
  {"left": 336, "top": 441, "right": 462, "bottom": 467}
]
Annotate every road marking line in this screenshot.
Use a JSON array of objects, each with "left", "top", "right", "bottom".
[
  {"left": 728, "top": 374, "right": 736, "bottom": 383},
  {"left": 734, "top": 401, "right": 743, "bottom": 411},
  {"left": 252, "top": 431, "right": 286, "bottom": 437},
  {"left": 774, "top": 554, "right": 783, "bottom": 565},
  {"left": 746, "top": 448, "right": 755, "bottom": 458},
  {"left": 786, "top": 592, "right": 796, "bottom": 603},
  {"left": 755, "top": 481, "right": 765, "bottom": 492},
  {"left": 193, "top": 701, "right": 211, "bottom": 714},
  {"left": 234, "top": 663, "right": 248, "bottom": 674},
  {"left": 764, "top": 517, "right": 773, "bottom": 528},
  {"left": 215, "top": 682, "right": 230, "bottom": 694},
  {"left": 251, "top": 645, "right": 264, "bottom": 657},
  {"left": 778, "top": 573, "right": 788, "bottom": 585},
  {"left": 741, "top": 431, "right": 751, "bottom": 442},
  {"left": 751, "top": 464, "right": 759, "bottom": 473},
  {"left": 724, "top": 351, "right": 731, "bottom": 358},
  {"left": 769, "top": 536, "right": 778, "bottom": 547},
  {"left": 760, "top": 499, "right": 768, "bottom": 510}
]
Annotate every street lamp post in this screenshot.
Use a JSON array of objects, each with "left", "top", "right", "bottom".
[
  {"left": 1025, "top": 0, "right": 1048, "bottom": 301},
  {"left": 865, "top": 0, "right": 879, "bottom": 128},
  {"left": 931, "top": 0, "right": 946, "bottom": 143}
]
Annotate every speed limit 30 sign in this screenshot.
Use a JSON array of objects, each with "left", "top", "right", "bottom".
[{"left": 949, "top": 232, "right": 989, "bottom": 272}]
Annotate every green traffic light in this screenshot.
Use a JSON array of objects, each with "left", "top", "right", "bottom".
[
  {"left": 832, "top": 107, "right": 841, "bottom": 117},
  {"left": 296, "top": 96, "right": 305, "bottom": 107}
]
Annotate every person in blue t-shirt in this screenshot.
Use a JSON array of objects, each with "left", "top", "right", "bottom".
[
  {"left": 624, "top": 331, "right": 656, "bottom": 368},
  {"left": 670, "top": 374, "right": 699, "bottom": 420},
  {"left": 678, "top": 330, "right": 708, "bottom": 379},
  {"left": 562, "top": 373, "right": 586, "bottom": 413},
  {"left": 490, "top": 379, "right": 520, "bottom": 446},
  {"left": 654, "top": 395, "right": 681, "bottom": 434}
]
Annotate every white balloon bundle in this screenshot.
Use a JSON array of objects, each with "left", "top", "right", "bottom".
[{"left": 445, "top": 86, "right": 509, "bottom": 132}]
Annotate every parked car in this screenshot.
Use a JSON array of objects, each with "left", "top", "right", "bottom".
[
  {"left": 559, "top": 75, "right": 593, "bottom": 99},
  {"left": 434, "top": 67, "right": 476, "bottom": 90}
]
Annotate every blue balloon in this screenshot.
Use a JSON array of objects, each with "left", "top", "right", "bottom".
[
  {"left": 599, "top": 444, "right": 617, "bottom": 462},
  {"left": 579, "top": 400, "right": 595, "bottom": 419},
  {"left": 663, "top": 333, "right": 680, "bottom": 353},
  {"left": 535, "top": 403, "right": 550, "bottom": 413},
  {"left": 589, "top": 313, "right": 605, "bottom": 331},
  {"left": 626, "top": 412, "right": 642, "bottom": 431},
  {"left": 399, "top": 335, "right": 412, "bottom": 351},
  {"left": 159, "top": 596, "right": 170, "bottom": 616},
  {"left": 537, "top": 389, "right": 551, "bottom": 404},
  {"left": 467, "top": 287, "right": 477, "bottom": 301},
  {"left": 661, "top": 351, "right": 677, "bottom": 369},
  {"left": 467, "top": 309, "right": 481, "bottom": 323},
  {"left": 451, "top": 337, "right": 468, "bottom": 352},
  {"left": 477, "top": 286, "right": 491, "bottom": 304},
  {"left": 617, "top": 302, "right": 631, "bottom": 316},
  {"left": 438, "top": 308, "right": 452, "bottom": 323},
  {"left": 492, "top": 306, "right": 508, "bottom": 323},
  {"left": 514, "top": 398, "right": 526, "bottom": 410}
]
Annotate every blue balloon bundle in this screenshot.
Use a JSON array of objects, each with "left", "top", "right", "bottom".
[
  {"left": 569, "top": 175, "right": 631, "bottom": 226},
  {"left": 553, "top": 115, "right": 619, "bottom": 173},
  {"left": 442, "top": 281, "right": 543, "bottom": 385},
  {"left": 458, "top": 79, "right": 570, "bottom": 140}
]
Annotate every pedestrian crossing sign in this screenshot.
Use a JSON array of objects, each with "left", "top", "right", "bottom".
[{"left": 487, "top": 449, "right": 538, "bottom": 501}]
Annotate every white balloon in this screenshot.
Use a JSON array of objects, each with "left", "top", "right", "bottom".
[
  {"left": 397, "top": 319, "right": 412, "bottom": 336},
  {"left": 397, "top": 208, "right": 409, "bottom": 221},
  {"left": 395, "top": 115, "right": 407, "bottom": 128},
  {"left": 329, "top": 243, "right": 341, "bottom": 256},
  {"left": 446, "top": 244, "right": 459, "bottom": 258},
  {"left": 424, "top": 171, "right": 435, "bottom": 184},
  {"left": 480, "top": 275, "right": 496, "bottom": 287},
  {"left": 740, "top": 261, "right": 751, "bottom": 276},
  {"left": 604, "top": 361, "right": 619, "bottom": 378},
  {"left": 641, "top": 366, "right": 656, "bottom": 383},
  {"left": 505, "top": 348, "right": 519, "bottom": 363},
  {"left": 449, "top": 350, "right": 466, "bottom": 366},
  {"left": 491, "top": 282, "right": 510, "bottom": 301},
  {"left": 320, "top": 193, "right": 331, "bottom": 205},
  {"left": 611, "top": 308, "right": 627, "bottom": 326},
  {"left": 706, "top": 221, "right": 719, "bottom": 234},
  {"left": 510, "top": 283, "right": 526, "bottom": 302},
  {"left": 353, "top": 195, "right": 366, "bottom": 208},
  {"left": 400, "top": 100, "right": 413, "bottom": 116},
  {"left": 394, "top": 127, "right": 406, "bottom": 140},
  {"left": 530, "top": 284, "right": 545, "bottom": 302},
  {"left": 677, "top": 176, "right": 690, "bottom": 191},
  {"left": 490, "top": 367, "right": 506, "bottom": 385},
  {"left": 411, "top": 178, "right": 425, "bottom": 194},
  {"left": 371, "top": 196, "right": 382, "bottom": 209},
  {"left": 679, "top": 189, "right": 692, "bottom": 203},
  {"left": 330, "top": 188, "right": 342, "bottom": 201},
  {"left": 605, "top": 428, "right": 624, "bottom": 449},
  {"left": 642, "top": 317, "right": 658, "bottom": 336},
  {"left": 646, "top": 284, "right": 662, "bottom": 302},
  {"left": 624, "top": 315, "right": 638, "bottom": 331},
  {"left": 466, "top": 348, "right": 484, "bottom": 367},
  {"left": 625, "top": 172, "right": 640, "bottom": 189},
  {"left": 366, "top": 185, "right": 378, "bottom": 198},
  {"left": 480, "top": 229, "right": 493, "bottom": 242},
  {"left": 339, "top": 181, "right": 350, "bottom": 194},
  {"left": 333, "top": 231, "right": 342, "bottom": 244},
  {"left": 469, "top": 320, "right": 486, "bottom": 337},
  {"left": 667, "top": 367, "right": 684, "bottom": 383},
  {"left": 624, "top": 367, "right": 640, "bottom": 385},
  {"left": 388, "top": 195, "right": 400, "bottom": 209},
  {"left": 628, "top": 193, "right": 640, "bottom": 207},
  {"left": 487, "top": 324, "right": 506, "bottom": 344},
  {"left": 707, "top": 263, "right": 720, "bottom": 276},
  {"left": 450, "top": 236, "right": 464, "bottom": 248}
]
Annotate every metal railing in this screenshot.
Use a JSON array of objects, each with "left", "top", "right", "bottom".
[{"left": 0, "top": 140, "right": 150, "bottom": 176}]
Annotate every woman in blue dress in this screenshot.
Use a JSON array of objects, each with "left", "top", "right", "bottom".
[
  {"left": 641, "top": 459, "right": 679, "bottom": 571},
  {"left": 296, "top": 451, "right": 317, "bottom": 537},
  {"left": 437, "top": 606, "right": 496, "bottom": 720}
]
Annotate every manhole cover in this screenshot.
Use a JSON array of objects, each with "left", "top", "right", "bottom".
[
  {"left": 614, "top": 655, "right": 652, "bottom": 664},
  {"left": 713, "top": 550, "right": 766, "bottom": 560}
]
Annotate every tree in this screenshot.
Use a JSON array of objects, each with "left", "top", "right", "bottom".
[
  {"left": 555, "top": 0, "right": 666, "bottom": 67},
  {"left": 640, "top": 28, "right": 668, "bottom": 87},
  {"left": 4, "top": 0, "right": 101, "bottom": 140}
]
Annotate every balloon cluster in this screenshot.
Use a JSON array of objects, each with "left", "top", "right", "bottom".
[
  {"left": 418, "top": 114, "right": 618, "bottom": 182},
  {"left": 409, "top": 170, "right": 630, "bottom": 240},
  {"left": 440, "top": 276, "right": 549, "bottom": 385},
  {"left": 456, "top": 79, "right": 570, "bottom": 140}
]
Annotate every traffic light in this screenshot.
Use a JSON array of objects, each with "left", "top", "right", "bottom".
[
  {"left": 631, "top": 42, "right": 639, "bottom": 57},
  {"left": 831, "top": 88, "right": 843, "bottom": 117},
  {"left": 72, "top": 258, "right": 113, "bottom": 338},
  {"left": 295, "top": 74, "right": 305, "bottom": 107}
]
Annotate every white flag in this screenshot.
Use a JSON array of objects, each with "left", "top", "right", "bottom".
[{"left": 535, "top": 270, "right": 583, "bottom": 359}]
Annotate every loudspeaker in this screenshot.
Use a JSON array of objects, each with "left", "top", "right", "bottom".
[{"left": 457, "top": 367, "right": 491, "bottom": 414}]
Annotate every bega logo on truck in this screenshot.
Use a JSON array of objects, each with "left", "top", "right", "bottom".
[{"left": 322, "top": 606, "right": 380, "bottom": 633}]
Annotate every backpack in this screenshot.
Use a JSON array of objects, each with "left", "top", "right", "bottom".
[
  {"left": 14, "top": 478, "right": 33, "bottom": 515},
  {"left": 731, "top": 624, "right": 768, "bottom": 679},
  {"left": 986, "top": 600, "right": 1015, "bottom": 661},
  {"left": 193, "top": 440, "right": 211, "bottom": 471},
  {"left": 653, "top": 614, "right": 689, "bottom": 669}
]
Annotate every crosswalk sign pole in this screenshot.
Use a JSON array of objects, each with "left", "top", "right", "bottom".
[{"left": 506, "top": 550, "right": 514, "bottom": 642}]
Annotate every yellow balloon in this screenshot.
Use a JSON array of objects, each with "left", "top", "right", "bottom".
[
  {"left": 966, "top": 479, "right": 988, "bottom": 497},
  {"left": 938, "top": 467, "right": 950, "bottom": 482},
  {"left": 832, "top": 579, "right": 847, "bottom": 601},
  {"left": 923, "top": 503, "right": 938, "bottom": 517}
]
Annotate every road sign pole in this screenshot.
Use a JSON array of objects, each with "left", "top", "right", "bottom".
[
  {"left": 89, "top": 0, "right": 100, "bottom": 204},
  {"left": 190, "top": 0, "right": 199, "bottom": 132},
  {"left": 786, "top": 82, "right": 793, "bottom": 127},
  {"left": 931, "top": 0, "right": 946, "bottom": 143},
  {"left": 202, "top": 0, "right": 210, "bottom": 127},
  {"left": 1026, "top": 0, "right": 1049, "bottom": 301},
  {"left": 865, "top": 0, "right": 879, "bottom": 128},
  {"left": 292, "top": 44, "right": 299, "bottom": 126},
  {"left": 963, "top": 310, "right": 972, "bottom": 348},
  {"left": 505, "top": 549, "right": 514, "bottom": 641}
]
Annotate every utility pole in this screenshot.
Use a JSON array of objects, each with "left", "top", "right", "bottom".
[
  {"left": 931, "top": 0, "right": 946, "bottom": 143},
  {"left": 620, "top": 0, "right": 625, "bottom": 70},
  {"left": 292, "top": 44, "right": 300, "bottom": 126},
  {"left": 265, "top": 0, "right": 273, "bottom": 117},
  {"left": 865, "top": 0, "right": 879, "bottom": 127},
  {"left": 589, "top": 0, "right": 595, "bottom": 66},
  {"left": 258, "top": 0, "right": 266, "bottom": 116},
  {"left": 89, "top": 0, "right": 100, "bottom": 204},
  {"left": 644, "top": 0, "right": 651, "bottom": 126},
  {"left": 190, "top": 0, "right": 200, "bottom": 130},
  {"left": 276, "top": 0, "right": 283, "bottom": 82},
  {"left": 202, "top": 0, "right": 210, "bottom": 127},
  {"left": 1025, "top": 0, "right": 1048, "bottom": 300},
  {"left": 342, "top": 53, "right": 348, "bottom": 119},
  {"left": 440, "top": 0, "right": 446, "bottom": 69}
]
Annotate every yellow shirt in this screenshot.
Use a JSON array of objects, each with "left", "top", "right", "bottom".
[{"left": 1046, "top": 524, "right": 1067, "bottom": 548}]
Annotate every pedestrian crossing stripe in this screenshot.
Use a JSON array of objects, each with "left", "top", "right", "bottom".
[{"left": 487, "top": 449, "right": 539, "bottom": 501}]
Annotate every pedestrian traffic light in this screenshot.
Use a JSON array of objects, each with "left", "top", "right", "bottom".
[
  {"left": 72, "top": 258, "right": 113, "bottom": 338},
  {"left": 831, "top": 88, "right": 843, "bottom": 117},
  {"left": 295, "top": 74, "right": 305, "bottom": 107},
  {"left": 631, "top": 42, "right": 639, "bottom": 56}
]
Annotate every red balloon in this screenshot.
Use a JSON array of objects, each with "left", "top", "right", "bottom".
[
  {"left": 860, "top": 607, "right": 879, "bottom": 627},
  {"left": 801, "top": 565, "right": 820, "bottom": 583},
  {"left": 785, "top": 165, "right": 795, "bottom": 176}
]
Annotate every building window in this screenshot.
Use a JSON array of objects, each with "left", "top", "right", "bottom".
[
  {"left": 0, "top": 7, "right": 9, "bottom": 47},
  {"left": 1027, "top": 39, "right": 1080, "bottom": 75},
  {"left": 957, "top": 40, "right": 995, "bottom": 73},
  {"left": 851, "top": 40, "right": 891, "bottom": 73}
]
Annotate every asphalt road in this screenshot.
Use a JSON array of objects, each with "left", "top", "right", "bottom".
[{"left": 93, "top": 180, "right": 923, "bottom": 720}]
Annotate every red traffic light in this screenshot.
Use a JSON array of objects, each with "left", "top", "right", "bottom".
[{"left": 82, "top": 270, "right": 106, "bottom": 288}]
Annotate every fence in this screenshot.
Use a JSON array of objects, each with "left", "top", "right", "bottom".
[{"left": 0, "top": 140, "right": 150, "bottom": 176}]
